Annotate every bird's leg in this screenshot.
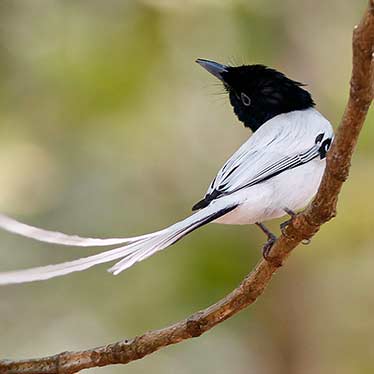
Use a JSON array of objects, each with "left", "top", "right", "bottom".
[
  {"left": 256, "top": 222, "right": 277, "bottom": 259},
  {"left": 280, "top": 207, "right": 297, "bottom": 233}
]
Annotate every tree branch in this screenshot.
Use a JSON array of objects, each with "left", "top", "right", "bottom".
[{"left": 1, "top": 2, "right": 373, "bottom": 373}]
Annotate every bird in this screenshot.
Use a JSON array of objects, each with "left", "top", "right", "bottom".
[{"left": 0, "top": 59, "right": 333, "bottom": 285}]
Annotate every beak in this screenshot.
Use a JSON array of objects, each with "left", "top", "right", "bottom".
[{"left": 196, "top": 58, "right": 228, "bottom": 81}]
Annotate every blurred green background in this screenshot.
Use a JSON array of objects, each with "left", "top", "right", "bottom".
[{"left": 0, "top": 1, "right": 373, "bottom": 373}]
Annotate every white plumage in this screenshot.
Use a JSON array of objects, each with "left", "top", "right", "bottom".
[{"left": 0, "top": 108, "right": 333, "bottom": 285}]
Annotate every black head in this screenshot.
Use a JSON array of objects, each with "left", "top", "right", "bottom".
[{"left": 196, "top": 58, "right": 315, "bottom": 132}]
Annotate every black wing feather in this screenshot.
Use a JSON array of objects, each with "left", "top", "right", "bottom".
[{"left": 192, "top": 145, "right": 320, "bottom": 211}]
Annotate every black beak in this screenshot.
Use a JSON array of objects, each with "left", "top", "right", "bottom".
[{"left": 196, "top": 58, "right": 228, "bottom": 81}]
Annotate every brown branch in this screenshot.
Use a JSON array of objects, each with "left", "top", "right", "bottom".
[{"left": 1, "top": 2, "right": 373, "bottom": 373}]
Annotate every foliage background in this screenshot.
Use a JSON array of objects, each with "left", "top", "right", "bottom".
[{"left": 0, "top": 1, "right": 373, "bottom": 373}]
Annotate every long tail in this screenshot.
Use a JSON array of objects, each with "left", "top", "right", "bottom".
[
  {"left": 0, "top": 203, "right": 238, "bottom": 285},
  {"left": 0, "top": 213, "right": 160, "bottom": 247}
]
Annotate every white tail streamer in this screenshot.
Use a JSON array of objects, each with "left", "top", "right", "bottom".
[
  {"left": 0, "top": 214, "right": 163, "bottom": 247},
  {"left": 0, "top": 202, "right": 237, "bottom": 285}
]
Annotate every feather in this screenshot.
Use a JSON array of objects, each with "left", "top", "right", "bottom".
[
  {"left": 0, "top": 203, "right": 238, "bottom": 285},
  {"left": 0, "top": 214, "right": 162, "bottom": 247}
]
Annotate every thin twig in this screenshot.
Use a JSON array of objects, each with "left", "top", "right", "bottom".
[{"left": 1, "top": 2, "right": 373, "bottom": 373}]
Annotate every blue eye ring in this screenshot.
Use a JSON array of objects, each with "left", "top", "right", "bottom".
[{"left": 241, "top": 92, "right": 251, "bottom": 106}]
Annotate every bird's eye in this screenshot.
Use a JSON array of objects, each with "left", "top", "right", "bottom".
[{"left": 241, "top": 93, "right": 251, "bottom": 106}]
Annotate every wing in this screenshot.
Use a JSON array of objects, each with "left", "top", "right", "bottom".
[
  {"left": 192, "top": 145, "right": 320, "bottom": 210},
  {"left": 219, "top": 145, "right": 320, "bottom": 192},
  {"left": 193, "top": 110, "right": 331, "bottom": 210}
]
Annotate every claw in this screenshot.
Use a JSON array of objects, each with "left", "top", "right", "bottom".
[
  {"left": 261, "top": 234, "right": 277, "bottom": 260},
  {"left": 280, "top": 208, "right": 297, "bottom": 234},
  {"left": 280, "top": 219, "right": 292, "bottom": 233},
  {"left": 280, "top": 208, "right": 312, "bottom": 245},
  {"left": 256, "top": 222, "right": 277, "bottom": 260}
]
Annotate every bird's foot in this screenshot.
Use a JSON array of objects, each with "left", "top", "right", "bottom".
[
  {"left": 256, "top": 222, "right": 277, "bottom": 260},
  {"left": 280, "top": 208, "right": 311, "bottom": 245},
  {"left": 280, "top": 208, "right": 297, "bottom": 233},
  {"left": 261, "top": 233, "right": 277, "bottom": 259},
  {"left": 280, "top": 219, "right": 292, "bottom": 232}
]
